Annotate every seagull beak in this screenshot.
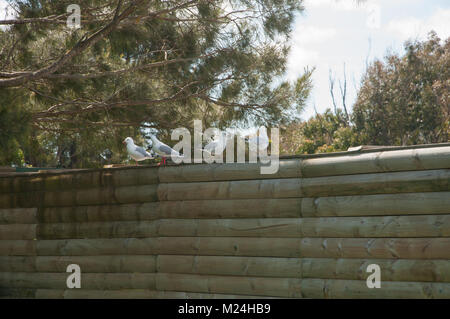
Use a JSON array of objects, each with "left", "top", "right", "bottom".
[{"left": 122, "top": 141, "right": 126, "bottom": 145}]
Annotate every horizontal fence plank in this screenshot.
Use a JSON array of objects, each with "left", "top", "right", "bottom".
[
  {"left": 0, "top": 208, "right": 37, "bottom": 224},
  {"left": 0, "top": 288, "right": 275, "bottom": 299},
  {"left": 0, "top": 240, "right": 36, "bottom": 256},
  {"left": 35, "top": 215, "right": 450, "bottom": 239},
  {"left": 158, "top": 160, "right": 302, "bottom": 183},
  {"left": 0, "top": 256, "right": 156, "bottom": 273},
  {"left": 301, "top": 191, "right": 450, "bottom": 217},
  {"left": 156, "top": 256, "right": 450, "bottom": 283},
  {"left": 2, "top": 237, "right": 449, "bottom": 259},
  {"left": 0, "top": 224, "right": 36, "bottom": 240},
  {"left": 40, "top": 202, "right": 160, "bottom": 223},
  {"left": 158, "top": 169, "right": 450, "bottom": 201},
  {"left": 156, "top": 216, "right": 450, "bottom": 238},
  {"left": 0, "top": 288, "right": 36, "bottom": 299},
  {"left": 158, "top": 179, "right": 301, "bottom": 201},
  {"left": 301, "top": 146, "right": 450, "bottom": 177},
  {"left": 155, "top": 273, "right": 302, "bottom": 298},
  {"left": 300, "top": 258, "right": 450, "bottom": 283},
  {"left": 0, "top": 272, "right": 156, "bottom": 290},
  {"left": 2, "top": 280, "right": 449, "bottom": 299},
  {"left": 39, "top": 199, "right": 301, "bottom": 223},
  {"left": 36, "top": 192, "right": 450, "bottom": 223},
  {"left": 300, "top": 279, "right": 450, "bottom": 298},
  {"left": 56, "top": 289, "right": 275, "bottom": 299},
  {"left": 0, "top": 167, "right": 159, "bottom": 194},
  {"left": 2, "top": 255, "right": 447, "bottom": 283},
  {"left": 0, "top": 185, "right": 159, "bottom": 208},
  {"left": 32, "top": 237, "right": 301, "bottom": 257},
  {"left": 8, "top": 167, "right": 446, "bottom": 209},
  {"left": 300, "top": 169, "right": 449, "bottom": 197},
  {"left": 156, "top": 274, "right": 450, "bottom": 298}
]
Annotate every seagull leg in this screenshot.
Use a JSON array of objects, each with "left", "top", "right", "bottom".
[{"left": 163, "top": 157, "right": 166, "bottom": 165}]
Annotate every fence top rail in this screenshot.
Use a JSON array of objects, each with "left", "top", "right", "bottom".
[{"left": 1, "top": 142, "right": 449, "bottom": 180}]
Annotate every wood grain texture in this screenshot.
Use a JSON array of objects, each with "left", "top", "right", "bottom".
[
  {"left": 4, "top": 281, "right": 449, "bottom": 299},
  {"left": 0, "top": 224, "right": 36, "bottom": 240},
  {"left": 0, "top": 167, "right": 159, "bottom": 194},
  {"left": 300, "top": 169, "right": 449, "bottom": 197},
  {"left": 300, "top": 279, "right": 450, "bottom": 298},
  {"left": 1, "top": 145, "right": 450, "bottom": 299},
  {"left": 0, "top": 288, "right": 275, "bottom": 299},
  {"left": 159, "top": 160, "right": 301, "bottom": 183},
  {"left": 43, "top": 184, "right": 158, "bottom": 206},
  {"left": 3, "top": 255, "right": 447, "bottom": 283},
  {"left": 155, "top": 273, "right": 302, "bottom": 298},
  {"left": 156, "top": 256, "right": 450, "bottom": 282},
  {"left": 2, "top": 237, "right": 447, "bottom": 259},
  {"left": 0, "top": 255, "right": 156, "bottom": 273},
  {"left": 34, "top": 215, "right": 450, "bottom": 239},
  {"left": 40, "top": 202, "right": 159, "bottom": 223},
  {"left": 39, "top": 199, "right": 301, "bottom": 223},
  {"left": 0, "top": 184, "right": 158, "bottom": 208},
  {"left": 0, "top": 272, "right": 156, "bottom": 289},
  {"left": 36, "top": 191, "right": 450, "bottom": 223},
  {"left": 0, "top": 208, "right": 37, "bottom": 224},
  {"left": 157, "top": 170, "right": 449, "bottom": 201},
  {"left": 157, "top": 178, "right": 302, "bottom": 201},
  {"left": 0, "top": 240, "right": 36, "bottom": 256},
  {"left": 301, "top": 191, "right": 450, "bottom": 217},
  {"left": 301, "top": 146, "right": 450, "bottom": 177}
]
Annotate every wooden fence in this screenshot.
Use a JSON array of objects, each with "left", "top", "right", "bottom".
[{"left": 0, "top": 144, "right": 449, "bottom": 298}]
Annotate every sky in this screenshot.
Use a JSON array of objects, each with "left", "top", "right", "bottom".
[{"left": 287, "top": 0, "right": 450, "bottom": 120}]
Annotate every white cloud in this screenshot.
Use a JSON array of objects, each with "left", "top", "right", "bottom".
[
  {"left": 287, "top": 26, "right": 336, "bottom": 81},
  {"left": 287, "top": 47, "right": 319, "bottom": 81},
  {"left": 387, "top": 8, "right": 450, "bottom": 40},
  {"left": 0, "top": 0, "right": 12, "bottom": 19},
  {"left": 304, "top": 0, "right": 363, "bottom": 11},
  {"left": 292, "top": 26, "right": 337, "bottom": 45}
]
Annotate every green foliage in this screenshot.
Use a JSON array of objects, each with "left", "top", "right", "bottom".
[
  {"left": 281, "top": 109, "right": 361, "bottom": 154},
  {"left": 281, "top": 33, "right": 449, "bottom": 155},
  {"left": 0, "top": 88, "right": 30, "bottom": 165},
  {"left": 0, "top": 0, "right": 311, "bottom": 167},
  {"left": 353, "top": 32, "right": 449, "bottom": 145}
]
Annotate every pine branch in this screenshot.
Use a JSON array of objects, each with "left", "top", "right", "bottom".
[{"left": 0, "top": 0, "right": 144, "bottom": 87}]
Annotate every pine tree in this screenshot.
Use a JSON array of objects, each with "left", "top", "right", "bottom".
[{"left": 0, "top": 0, "right": 312, "bottom": 167}]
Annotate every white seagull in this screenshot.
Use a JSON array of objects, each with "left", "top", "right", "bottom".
[
  {"left": 245, "top": 128, "right": 270, "bottom": 151},
  {"left": 149, "top": 134, "right": 184, "bottom": 165},
  {"left": 200, "top": 131, "right": 230, "bottom": 156},
  {"left": 123, "top": 137, "right": 155, "bottom": 165}
]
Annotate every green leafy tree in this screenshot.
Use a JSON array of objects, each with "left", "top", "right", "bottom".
[
  {"left": 281, "top": 33, "right": 449, "bottom": 155},
  {"left": 353, "top": 32, "right": 449, "bottom": 145},
  {"left": 280, "top": 109, "right": 360, "bottom": 154},
  {"left": 0, "top": 0, "right": 311, "bottom": 167}
]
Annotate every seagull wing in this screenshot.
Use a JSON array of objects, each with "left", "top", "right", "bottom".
[
  {"left": 135, "top": 146, "right": 152, "bottom": 158},
  {"left": 158, "top": 143, "right": 178, "bottom": 156}
]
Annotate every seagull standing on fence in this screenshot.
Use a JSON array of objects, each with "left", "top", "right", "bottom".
[
  {"left": 149, "top": 134, "right": 184, "bottom": 166},
  {"left": 123, "top": 137, "right": 155, "bottom": 165},
  {"left": 201, "top": 131, "right": 229, "bottom": 156},
  {"left": 245, "top": 128, "right": 270, "bottom": 151}
]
